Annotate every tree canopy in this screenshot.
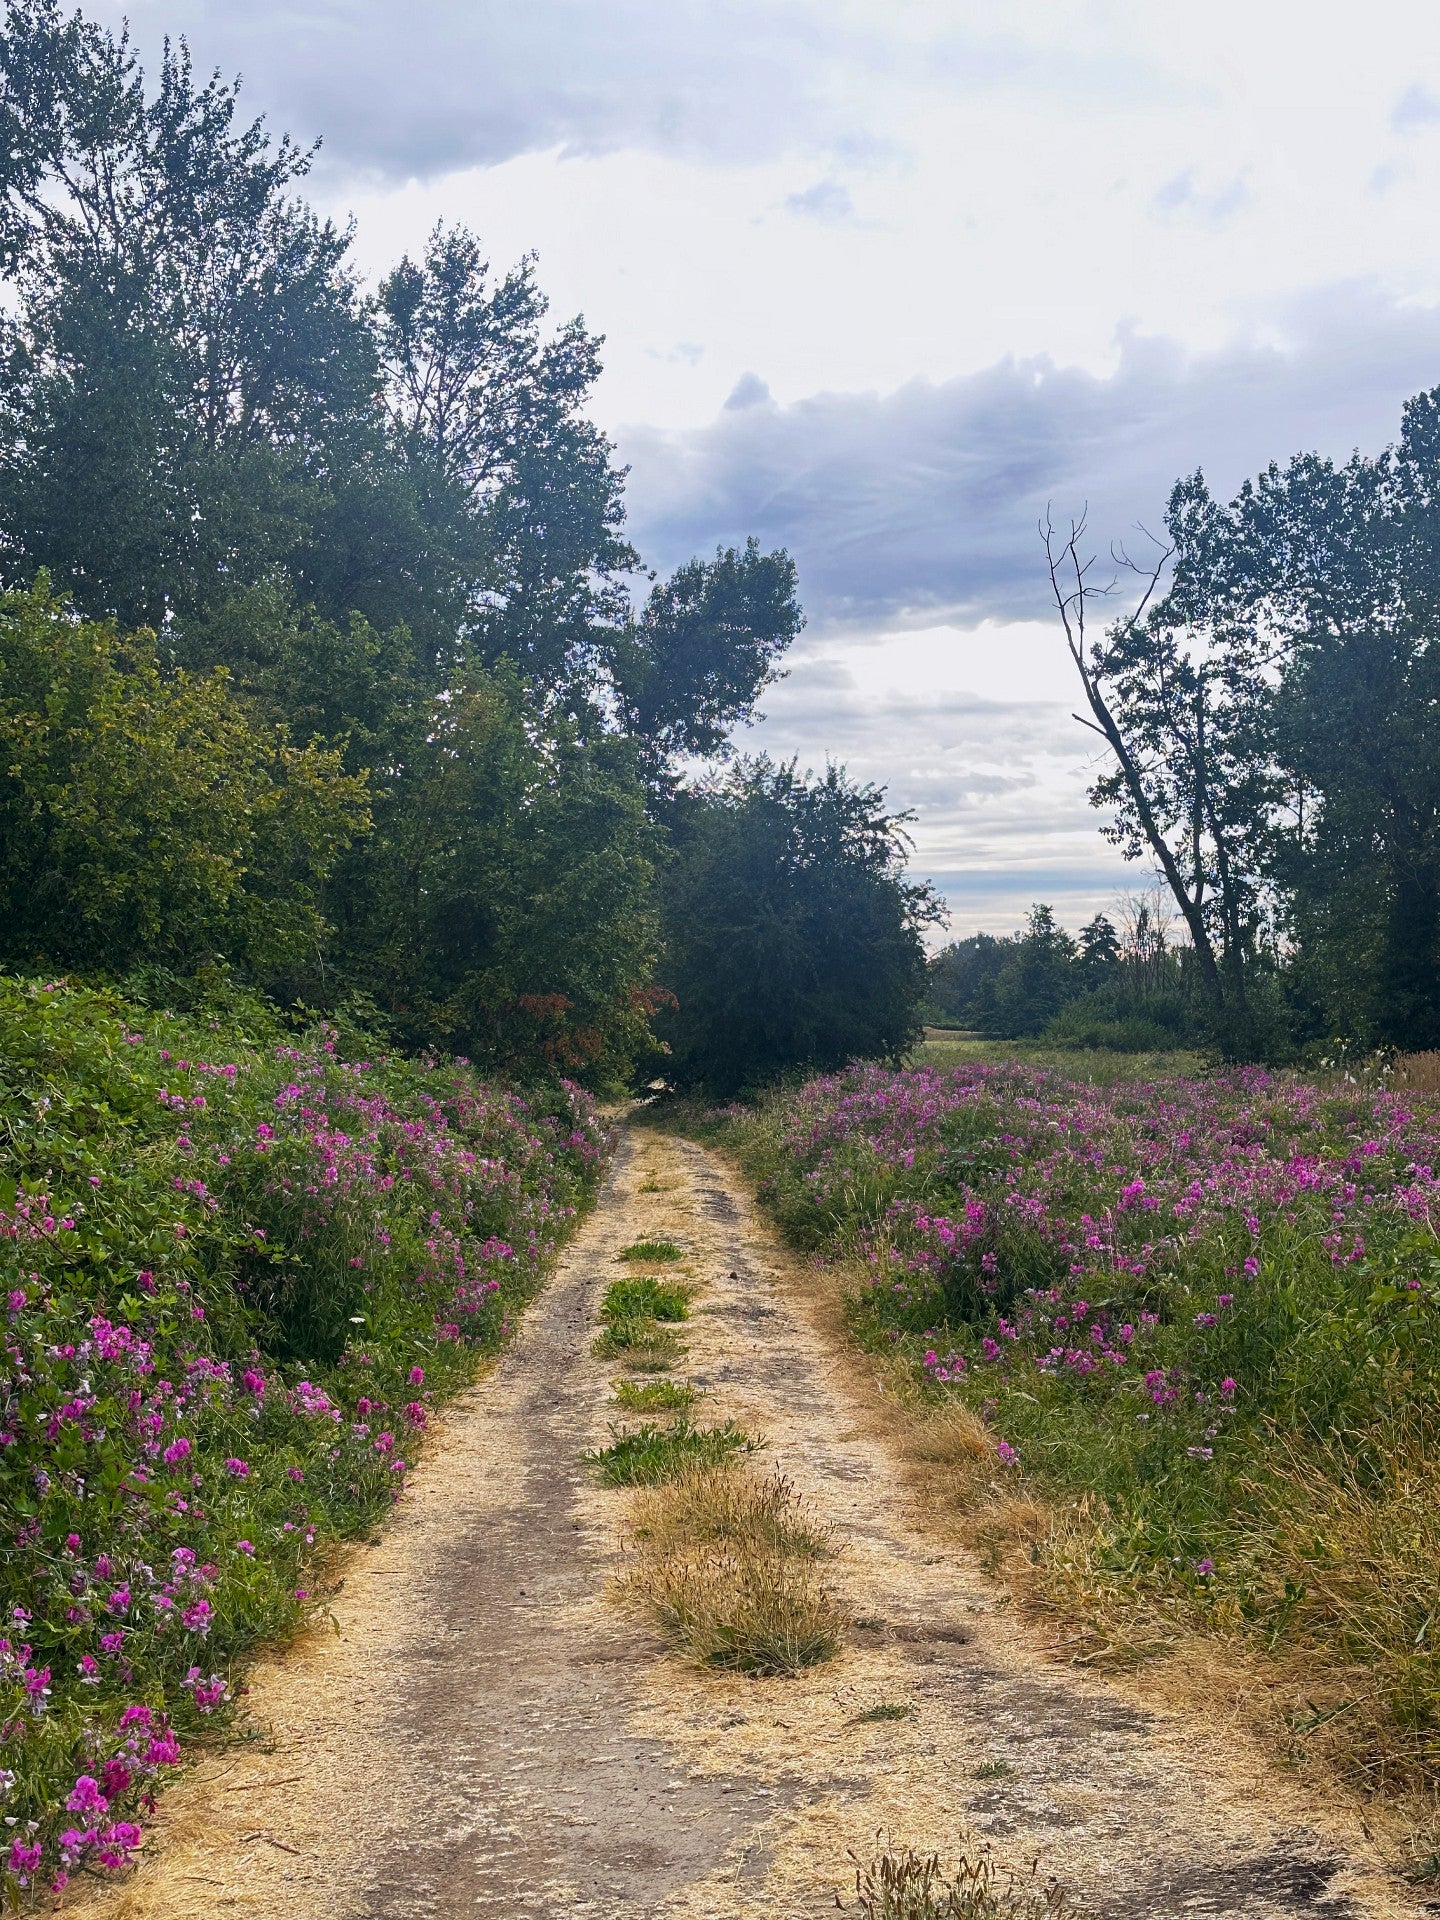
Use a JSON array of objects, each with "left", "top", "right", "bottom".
[
  {"left": 655, "top": 760, "right": 939, "bottom": 1095},
  {"left": 0, "top": 1, "right": 818, "bottom": 1081}
]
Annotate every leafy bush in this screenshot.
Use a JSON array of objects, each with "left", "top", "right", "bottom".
[
  {"left": 0, "top": 975, "right": 608, "bottom": 1899},
  {"left": 0, "top": 583, "right": 368, "bottom": 982}
]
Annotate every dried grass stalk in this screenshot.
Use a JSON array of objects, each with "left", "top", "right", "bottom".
[{"left": 619, "top": 1464, "right": 846, "bottom": 1675}]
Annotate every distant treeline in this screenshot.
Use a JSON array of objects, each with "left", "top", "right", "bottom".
[{"left": 925, "top": 900, "right": 1214, "bottom": 1053}]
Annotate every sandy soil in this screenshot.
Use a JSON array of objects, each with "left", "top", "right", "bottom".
[{"left": 75, "top": 1127, "right": 1434, "bottom": 1920}]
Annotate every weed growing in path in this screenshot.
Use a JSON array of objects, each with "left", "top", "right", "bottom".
[
  {"left": 592, "top": 1318, "right": 685, "bottom": 1369},
  {"left": 843, "top": 1841, "right": 1082, "bottom": 1917},
  {"left": 620, "top": 1466, "right": 846, "bottom": 1676},
  {"left": 853, "top": 1701, "right": 913, "bottom": 1724},
  {"left": 611, "top": 1378, "right": 699, "bottom": 1413},
  {"left": 602, "top": 1275, "right": 691, "bottom": 1322},
  {"left": 618, "top": 1238, "right": 684, "bottom": 1263},
  {"left": 585, "top": 1419, "right": 753, "bottom": 1485}
]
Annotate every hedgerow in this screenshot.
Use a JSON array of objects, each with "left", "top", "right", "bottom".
[{"left": 0, "top": 976, "right": 609, "bottom": 1900}]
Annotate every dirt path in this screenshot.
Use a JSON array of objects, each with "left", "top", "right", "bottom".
[{"left": 85, "top": 1128, "right": 1426, "bottom": 1920}]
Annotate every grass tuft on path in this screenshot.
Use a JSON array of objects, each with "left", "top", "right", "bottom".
[
  {"left": 842, "top": 1841, "right": 1087, "bottom": 1917},
  {"left": 618, "top": 1238, "right": 684, "bottom": 1262},
  {"left": 601, "top": 1274, "right": 691, "bottom": 1322},
  {"left": 611, "top": 1377, "right": 699, "bottom": 1413},
  {"left": 619, "top": 1465, "right": 846, "bottom": 1676},
  {"left": 592, "top": 1317, "right": 686, "bottom": 1369},
  {"left": 585, "top": 1418, "right": 753, "bottom": 1485}
]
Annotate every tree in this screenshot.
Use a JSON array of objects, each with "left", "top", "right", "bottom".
[
  {"left": 0, "top": 3, "right": 380, "bottom": 630},
  {"left": 0, "top": 5, "right": 808, "bottom": 1085},
  {"left": 0, "top": 581, "right": 368, "bottom": 978},
  {"left": 655, "top": 760, "right": 940, "bottom": 1094},
  {"left": 972, "top": 904, "right": 1077, "bottom": 1038},
  {"left": 1159, "top": 416, "right": 1440, "bottom": 1048},
  {"left": 325, "top": 667, "right": 660, "bottom": 1081},
  {"left": 923, "top": 932, "right": 1016, "bottom": 1027},
  {"left": 1044, "top": 505, "right": 1278, "bottom": 1060},
  {"left": 1076, "top": 912, "right": 1121, "bottom": 987},
  {"left": 608, "top": 540, "right": 803, "bottom": 787}
]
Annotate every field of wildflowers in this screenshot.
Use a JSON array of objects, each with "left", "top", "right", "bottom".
[
  {"left": 699, "top": 1060, "right": 1440, "bottom": 1819},
  {"left": 0, "top": 977, "right": 609, "bottom": 1901}
]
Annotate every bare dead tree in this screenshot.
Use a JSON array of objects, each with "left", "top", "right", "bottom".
[{"left": 1041, "top": 509, "right": 1236, "bottom": 1036}]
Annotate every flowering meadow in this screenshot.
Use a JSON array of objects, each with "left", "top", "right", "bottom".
[
  {"left": 703, "top": 1060, "right": 1440, "bottom": 1810},
  {"left": 0, "top": 977, "right": 609, "bottom": 1902}
]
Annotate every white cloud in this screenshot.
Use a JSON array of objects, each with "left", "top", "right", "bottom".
[{"left": 622, "top": 285, "right": 1440, "bottom": 631}]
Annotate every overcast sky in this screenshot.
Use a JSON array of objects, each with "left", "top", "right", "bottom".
[{"left": 100, "top": 0, "right": 1440, "bottom": 933}]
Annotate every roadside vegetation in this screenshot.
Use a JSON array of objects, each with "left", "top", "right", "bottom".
[
  {"left": 685, "top": 1057, "right": 1440, "bottom": 1851},
  {"left": 0, "top": 975, "right": 608, "bottom": 1897}
]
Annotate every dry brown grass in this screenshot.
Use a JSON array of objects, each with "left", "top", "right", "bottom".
[
  {"left": 842, "top": 1839, "right": 1085, "bottom": 1917},
  {"left": 1394, "top": 1051, "right": 1440, "bottom": 1093},
  {"left": 618, "top": 1463, "right": 848, "bottom": 1675}
]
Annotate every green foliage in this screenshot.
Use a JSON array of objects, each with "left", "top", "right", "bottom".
[
  {"left": 325, "top": 670, "right": 662, "bottom": 1080},
  {"left": 925, "top": 901, "right": 1199, "bottom": 1054},
  {"left": 0, "top": 9, "right": 804, "bottom": 1086},
  {"left": 617, "top": 1238, "right": 684, "bottom": 1263},
  {"left": 583, "top": 1419, "right": 754, "bottom": 1486},
  {"left": 0, "top": 973, "right": 609, "bottom": 1894},
  {"left": 696, "top": 1058, "right": 1440, "bottom": 1809},
  {"left": 601, "top": 1276, "right": 692, "bottom": 1324},
  {"left": 0, "top": 582, "right": 368, "bottom": 979},
  {"left": 608, "top": 538, "right": 804, "bottom": 785},
  {"left": 1063, "top": 389, "right": 1440, "bottom": 1057},
  {"left": 656, "top": 759, "right": 940, "bottom": 1095}
]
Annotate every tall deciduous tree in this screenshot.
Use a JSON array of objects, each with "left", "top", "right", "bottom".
[
  {"left": 1045, "top": 505, "right": 1278, "bottom": 1059},
  {"left": 655, "top": 760, "right": 940, "bottom": 1094}
]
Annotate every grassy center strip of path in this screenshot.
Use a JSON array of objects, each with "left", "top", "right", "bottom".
[{"left": 585, "top": 1230, "right": 848, "bottom": 1677}]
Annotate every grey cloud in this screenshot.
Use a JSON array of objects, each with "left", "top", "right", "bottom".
[
  {"left": 621, "top": 285, "right": 1440, "bottom": 631},
  {"left": 724, "top": 372, "right": 774, "bottom": 411},
  {"left": 93, "top": 0, "right": 864, "bottom": 180},
  {"left": 88, "top": 3, "right": 1183, "bottom": 184}
]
